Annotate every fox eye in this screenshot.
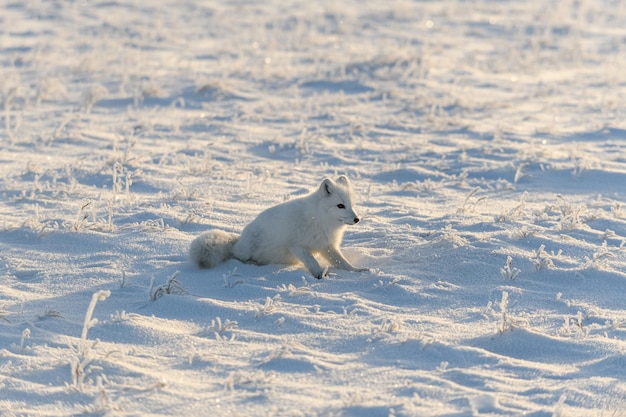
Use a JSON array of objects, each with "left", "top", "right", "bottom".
[{"left": 337, "top": 204, "right": 345, "bottom": 209}]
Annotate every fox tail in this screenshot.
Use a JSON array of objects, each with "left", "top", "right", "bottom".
[{"left": 189, "top": 230, "right": 239, "bottom": 269}]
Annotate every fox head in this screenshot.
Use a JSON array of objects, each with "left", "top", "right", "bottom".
[{"left": 318, "top": 176, "right": 360, "bottom": 226}]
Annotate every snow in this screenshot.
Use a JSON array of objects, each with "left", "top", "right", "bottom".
[{"left": 1, "top": 0, "right": 626, "bottom": 415}]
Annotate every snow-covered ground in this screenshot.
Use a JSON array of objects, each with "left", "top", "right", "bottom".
[{"left": 1, "top": 0, "right": 626, "bottom": 415}]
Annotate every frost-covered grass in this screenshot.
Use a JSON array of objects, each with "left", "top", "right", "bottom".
[{"left": 1, "top": 0, "right": 626, "bottom": 415}]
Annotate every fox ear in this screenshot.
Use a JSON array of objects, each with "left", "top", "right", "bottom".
[
  {"left": 320, "top": 178, "right": 335, "bottom": 196},
  {"left": 336, "top": 175, "right": 349, "bottom": 186}
]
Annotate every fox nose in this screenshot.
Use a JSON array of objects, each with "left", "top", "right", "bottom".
[{"left": 354, "top": 217, "right": 360, "bottom": 224}]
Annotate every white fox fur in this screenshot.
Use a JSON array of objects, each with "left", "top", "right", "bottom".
[{"left": 189, "top": 176, "right": 367, "bottom": 279}]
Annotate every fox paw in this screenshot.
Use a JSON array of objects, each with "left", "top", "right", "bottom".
[{"left": 314, "top": 267, "right": 330, "bottom": 279}]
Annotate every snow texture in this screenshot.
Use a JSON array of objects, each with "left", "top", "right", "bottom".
[{"left": 1, "top": 0, "right": 626, "bottom": 415}]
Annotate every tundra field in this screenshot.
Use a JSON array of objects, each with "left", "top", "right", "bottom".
[{"left": 1, "top": 0, "right": 626, "bottom": 415}]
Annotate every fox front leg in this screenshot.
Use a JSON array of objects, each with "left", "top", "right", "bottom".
[
  {"left": 290, "top": 246, "right": 327, "bottom": 279},
  {"left": 323, "top": 246, "right": 368, "bottom": 273}
]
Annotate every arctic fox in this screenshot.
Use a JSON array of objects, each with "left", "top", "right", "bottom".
[{"left": 189, "top": 176, "right": 367, "bottom": 279}]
